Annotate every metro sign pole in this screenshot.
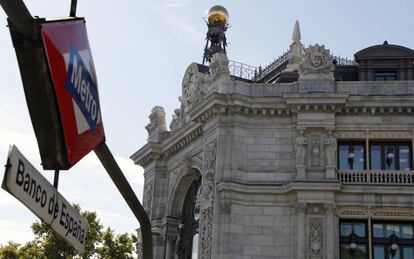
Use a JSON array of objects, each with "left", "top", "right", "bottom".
[{"left": 0, "top": 1, "right": 153, "bottom": 258}]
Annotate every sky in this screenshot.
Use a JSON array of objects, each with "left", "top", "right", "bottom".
[{"left": 1, "top": 0, "right": 414, "bottom": 246}]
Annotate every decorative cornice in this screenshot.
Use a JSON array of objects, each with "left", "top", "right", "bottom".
[{"left": 130, "top": 124, "right": 203, "bottom": 167}]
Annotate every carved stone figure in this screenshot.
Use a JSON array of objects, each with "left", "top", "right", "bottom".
[
  {"left": 324, "top": 131, "right": 337, "bottom": 167},
  {"left": 310, "top": 219, "right": 322, "bottom": 259},
  {"left": 295, "top": 131, "right": 307, "bottom": 166},
  {"left": 145, "top": 106, "right": 167, "bottom": 134},
  {"left": 204, "top": 141, "right": 217, "bottom": 170},
  {"left": 169, "top": 103, "right": 186, "bottom": 132},
  {"left": 299, "top": 44, "right": 334, "bottom": 75}
]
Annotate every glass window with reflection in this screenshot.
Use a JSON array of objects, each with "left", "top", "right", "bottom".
[
  {"left": 338, "top": 142, "right": 365, "bottom": 170},
  {"left": 340, "top": 221, "right": 414, "bottom": 259},
  {"left": 369, "top": 142, "right": 413, "bottom": 170}
]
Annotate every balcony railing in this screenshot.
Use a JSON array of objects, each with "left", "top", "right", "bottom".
[{"left": 338, "top": 170, "right": 414, "bottom": 185}]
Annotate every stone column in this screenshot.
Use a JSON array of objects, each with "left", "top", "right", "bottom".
[
  {"left": 325, "top": 204, "right": 336, "bottom": 259},
  {"left": 200, "top": 140, "right": 217, "bottom": 259},
  {"left": 296, "top": 203, "right": 307, "bottom": 259},
  {"left": 324, "top": 131, "right": 337, "bottom": 179}
]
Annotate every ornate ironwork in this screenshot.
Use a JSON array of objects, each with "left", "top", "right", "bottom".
[
  {"left": 203, "top": 23, "right": 228, "bottom": 64},
  {"left": 256, "top": 49, "right": 290, "bottom": 80},
  {"left": 228, "top": 60, "right": 258, "bottom": 81},
  {"left": 331, "top": 54, "right": 358, "bottom": 66}
]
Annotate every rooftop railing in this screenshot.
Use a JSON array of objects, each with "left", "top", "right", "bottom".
[
  {"left": 338, "top": 170, "right": 414, "bottom": 185},
  {"left": 228, "top": 60, "right": 258, "bottom": 81}
]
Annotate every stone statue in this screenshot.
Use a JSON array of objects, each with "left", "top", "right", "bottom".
[
  {"left": 145, "top": 106, "right": 167, "bottom": 134},
  {"left": 324, "top": 131, "right": 337, "bottom": 167},
  {"left": 295, "top": 131, "right": 307, "bottom": 166},
  {"left": 169, "top": 104, "right": 185, "bottom": 132}
]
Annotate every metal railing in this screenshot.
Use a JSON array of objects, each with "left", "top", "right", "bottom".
[
  {"left": 257, "top": 49, "right": 290, "bottom": 80},
  {"left": 338, "top": 170, "right": 414, "bottom": 185},
  {"left": 228, "top": 60, "right": 258, "bottom": 81},
  {"left": 331, "top": 54, "right": 358, "bottom": 66}
]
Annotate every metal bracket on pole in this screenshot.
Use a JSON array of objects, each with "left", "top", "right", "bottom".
[
  {"left": 70, "top": 0, "right": 77, "bottom": 17},
  {"left": 0, "top": 0, "right": 34, "bottom": 37},
  {"left": 94, "top": 142, "right": 153, "bottom": 259},
  {"left": 53, "top": 169, "right": 60, "bottom": 189}
]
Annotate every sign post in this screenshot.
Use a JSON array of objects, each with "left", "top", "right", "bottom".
[{"left": 2, "top": 145, "right": 88, "bottom": 255}]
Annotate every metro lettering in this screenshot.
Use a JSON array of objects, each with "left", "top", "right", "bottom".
[{"left": 65, "top": 45, "right": 100, "bottom": 130}]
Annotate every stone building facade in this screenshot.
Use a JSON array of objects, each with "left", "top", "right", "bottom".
[{"left": 131, "top": 22, "right": 414, "bottom": 259}]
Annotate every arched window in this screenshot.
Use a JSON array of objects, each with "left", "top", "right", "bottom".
[{"left": 176, "top": 177, "right": 201, "bottom": 259}]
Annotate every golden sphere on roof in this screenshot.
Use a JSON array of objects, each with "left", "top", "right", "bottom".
[{"left": 206, "top": 5, "right": 229, "bottom": 25}]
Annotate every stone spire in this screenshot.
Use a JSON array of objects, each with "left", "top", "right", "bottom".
[
  {"left": 285, "top": 20, "right": 303, "bottom": 72},
  {"left": 292, "top": 20, "right": 301, "bottom": 42}
]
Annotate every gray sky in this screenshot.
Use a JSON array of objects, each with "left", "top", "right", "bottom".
[{"left": 1, "top": 0, "right": 414, "bottom": 245}]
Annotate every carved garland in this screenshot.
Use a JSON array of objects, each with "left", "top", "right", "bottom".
[
  {"left": 200, "top": 140, "right": 217, "bottom": 259},
  {"left": 309, "top": 218, "right": 323, "bottom": 259}
]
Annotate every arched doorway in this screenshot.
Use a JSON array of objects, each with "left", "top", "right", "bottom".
[{"left": 176, "top": 176, "right": 201, "bottom": 259}]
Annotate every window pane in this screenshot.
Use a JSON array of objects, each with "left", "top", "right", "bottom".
[
  {"left": 399, "top": 146, "right": 411, "bottom": 170},
  {"left": 191, "top": 233, "right": 199, "bottom": 259},
  {"left": 403, "top": 247, "right": 414, "bottom": 259},
  {"left": 339, "top": 145, "right": 350, "bottom": 169},
  {"left": 386, "top": 224, "right": 400, "bottom": 237},
  {"left": 401, "top": 224, "right": 413, "bottom": 239},
  {"left": 354, "top": 145, "right": 365, "bottom": 169},
  {"left": 374, "top": 245, "right": 385, "bottom": 259},
  {"left": 384, "top": 145, "right": 396, "bottom": 170},
  {"left": 340, "top": 244, "right": 352, "bottom": 259},
  {"left": 354, "top": 223, "right": 366, "bottom": 237},
  {"left": 355, "top": 244, "right": 367, "bottom": 259},
  {"left": 371, "top": 145, "right": 381, "bottom": 170},
  {"left": 341, "top": 223, "right": 352, "bottom": 236},
  {"left": 373, "top": 223, "right": 385, "bottom": 238}
]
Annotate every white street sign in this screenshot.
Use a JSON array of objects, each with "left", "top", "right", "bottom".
[{"left": 2, "top": 145, "right": 88, "bottom": 255}]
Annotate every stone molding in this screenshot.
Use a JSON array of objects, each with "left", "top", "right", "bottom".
[
  {"left": 336, "top": 130, "right": 413, "bottom": 139},
  {"left": 131, "top": 125, "right": 203, "bottom": 167},
  {"left": 337, "top": 206, "right": 414, "bottom": 220}
]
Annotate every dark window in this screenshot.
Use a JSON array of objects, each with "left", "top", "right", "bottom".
[
  {"left": 375, "top": 72, "right": 396, "bottom": 81},
  {"left": 369, "top": 142, "right": 413, "bottom": 170},
  {"left": 340, "top": 221, "right": 368, "bottom": 259},
  {"left": 338, "top": 142, "right": 366, "bottom": 170},
  {"left": 340, "top": 221, "right": 414, "bottom": 259},
  {"left": 338, "top": 141, "right": 413, "bottom": 171}
]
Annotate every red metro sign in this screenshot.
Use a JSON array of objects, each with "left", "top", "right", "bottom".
[
  {"left": 9, "top": 17, "right": 104, "bottom": 170},
  {"left": 41, "top": 19, "right": 104, "bottom": 167}
]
